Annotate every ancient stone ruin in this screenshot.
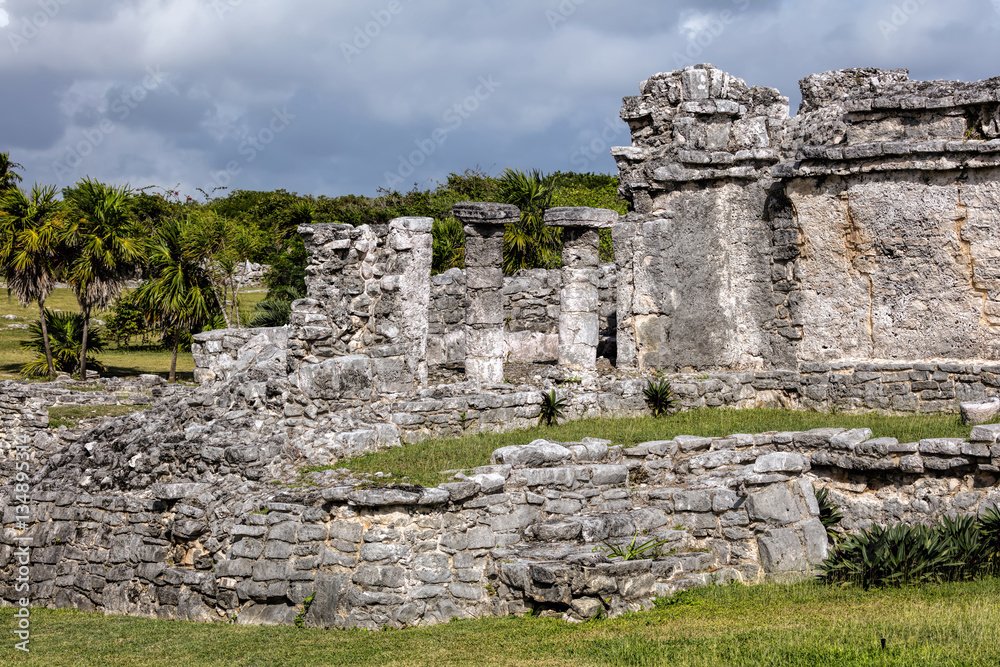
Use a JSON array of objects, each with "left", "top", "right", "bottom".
[{"left": 2, "top": 65, "right": 1000, "bottom": 629}]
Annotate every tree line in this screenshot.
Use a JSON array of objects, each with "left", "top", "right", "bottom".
[{"left": 0, "top": 152, "right": 626, "bottom": 382}]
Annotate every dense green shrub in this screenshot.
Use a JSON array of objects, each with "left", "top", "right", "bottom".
[
  {"left": 249, "top": 287, "right": 302, "bottom": 328},
  {"left": 105, "top": 292, "right": 156, "bottom": 347},
  {"left": 431, "top": 217, "right": 465, "bottom": 274}
]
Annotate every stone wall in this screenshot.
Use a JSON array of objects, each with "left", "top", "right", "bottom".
[
  {"left": 3, "top": 426, "right": 997, "bottom": 628},
  {"left": 0, "top": 376, "right": 168, "bottom": 409},
  {"left": 371, "top": 358, "right": 1000, "bottom": 445},
  {"left": 0, "top": 386, "right": 48, "bottom": 461},
  {"left": 613, "top": 65, "right": 1000, "bottom": 371},
  {"left": 290, "top": 218, "right": 432, "bottom": 393},
  {"left": 426, "top": 264, "right": 617, "bottom": 367},
  {"left": 192, "top": 327, "right": 289, "bottom": 385}
]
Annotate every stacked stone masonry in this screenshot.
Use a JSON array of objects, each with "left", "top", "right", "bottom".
[
  {"left": 426, "top": 263, "right": 617, "bottom": 367},
  {"left": 4, "top": 418, "right": 998, "bottom": 628}
]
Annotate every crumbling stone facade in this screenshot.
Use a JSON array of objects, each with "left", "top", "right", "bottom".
[{"left": 614, "top": 65, "right": 1000, "bottom": 371}]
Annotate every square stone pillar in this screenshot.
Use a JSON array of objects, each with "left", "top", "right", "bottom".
[
  {"left": 545, "top": 207, "right": 619, "bottom": 371},
  {"left": 452, "top": 202, "right": 520, "bottom": 385}
]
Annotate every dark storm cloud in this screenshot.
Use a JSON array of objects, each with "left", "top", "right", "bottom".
[
  {"left": 0, "top": 68, "right": 72, "bottom": 149},
  {"left": 2, "top": 0, "right": 1000, "bottom": 196}
]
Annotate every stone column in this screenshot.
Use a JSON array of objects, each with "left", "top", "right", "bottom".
[
  {"left": 388, "top": 217, "right": 433, "bottom": 388},
  {"left": 452, "top": 202, "right": 520, "bottom": 385},
  {"left": 545, "top": 207, "right": 619, "bottom": 371}
]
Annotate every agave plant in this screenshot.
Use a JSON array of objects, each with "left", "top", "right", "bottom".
[
  {"left": 21, "top": 310, "right": 105, "bottom": 377},
  {"left": 819, "top": 511, "right": 1000, "bottom": 589},
  {"left": 596, "top": 530, "right": 670, "bottom": 561},
  {"left": 539, "top": 390, "right": 566, "bottom": 427},
  {"left": 643, "top": 379, "right": 677, "bottom": 417},
  {"left": 981, "top": 507, "right": 1000, "bottom": 576}
]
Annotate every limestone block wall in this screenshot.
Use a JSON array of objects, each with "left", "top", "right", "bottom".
[
  {"left": 613, "top": 65, "right": 1000, "bottom": 371},
  {"left": 775, "top": 69, "right": 1000, "bottom": 363},
  {"left": 426, "top": 265, "right": 617, "bottom": 367},
  {"left": 3, "top": 428, "right": 997, "bottom": 629},
  {"left": 0, "top": 386, "right": 47, "bottom": 461}
]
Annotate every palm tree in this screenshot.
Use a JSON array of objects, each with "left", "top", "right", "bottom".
[
  {"left": 133, "top": 215, "right": 215, "bottom": 382},
  {"left": 61, "top": 178, "right": 146, "bottom": 379},
  {"left": 0, "top": 152, "right": 24, "bottom": 192},
  {"left": 498, "top": 168, "right": 561, "bottom": 273},
  {"left": 0, "top": 184, "right": 63, "bottom": 378}
]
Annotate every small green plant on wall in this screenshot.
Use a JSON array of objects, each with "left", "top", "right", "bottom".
[
  {"left": 594, "top": 530, "right": 670, "bottom": 560},
  {"left": 643, "top": 378, "right": 677, "bottom": 417},
  {"left": 539, "top": 390, "right": 566, "bottom": 426}
]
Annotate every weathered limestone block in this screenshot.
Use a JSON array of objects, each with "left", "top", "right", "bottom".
[{"left": 961, "top": 397, "right": 1000, "bottom": 425}]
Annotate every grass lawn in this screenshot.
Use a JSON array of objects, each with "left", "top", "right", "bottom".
[
  {"left": 334, "top": 408, "right": 982, "bottom": 486},
  {"left": 0, "top": 287, "right": 267, "bottom": 382},
  {"left": 2, "top": 578, "right": 998, "bottom": 666}
]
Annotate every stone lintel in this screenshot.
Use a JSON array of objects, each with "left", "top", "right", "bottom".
[
  {"left": 452, "top": 202, "right": 520, "bottom": 225},
  {"left": 544, "top": 207, "right": 619, "bottom": 229}
]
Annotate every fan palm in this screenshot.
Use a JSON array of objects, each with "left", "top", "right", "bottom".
[
  {"left": 249, "top": 285, "right": 302, "bottom": 328},
  {"left": 61, "top": 178, "right": 147, "bottom": 379},
  {"left": 21, "top": 309, "right": 105, "bottom": 377},
  {"left": 0, "top": 184, "right": 63, "bottom": 378},
  {"left": 498, "top": 168, "right": 561, "bottom": 274},
  {"left": 133, "top": 215, "right": 216, "bottom": 382}
]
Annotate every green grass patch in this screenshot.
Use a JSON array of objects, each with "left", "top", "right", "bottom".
[
  {"left": 0, "top": 287, "right": 266, "bottom": 381},
  {"left": 335, "top": 408, "right": 976, "bottom": 486},
  {"left": 47, "top": 404, "right": 148, "bottom": 429},
  {"left": 2, "top": 578, "right": 998, "bottom": 666}
]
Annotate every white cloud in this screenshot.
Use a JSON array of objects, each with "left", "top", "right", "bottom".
[
  {"left": 677, "top": 10, "right": 714, "bottom": 42},
  {"left": 0, "top": 0, "right": 8, "bottom": 29}
]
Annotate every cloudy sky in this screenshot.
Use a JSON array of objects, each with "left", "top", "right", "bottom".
[{"left": 2, "top": 0, "right": 1000, "bottom": 199}]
